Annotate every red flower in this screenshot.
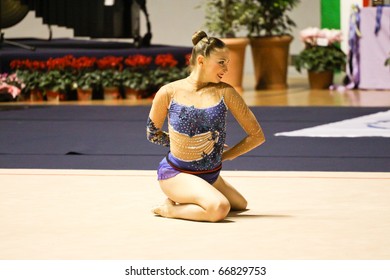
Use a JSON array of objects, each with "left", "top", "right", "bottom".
[
  {"left": 31, "top": 60, "right": 46, "bottom": 70},
  {"left": 185, "top": 53, "right": 191, "bottom": 65},
  {"left": 154, "top": 54, "right": 178, "bottom": 68},
  {"left": 9, "top": 60, "right": 22, "bottom": 70},
  {"left": 72, "top": 56, "right": 97, "bottom": 70},
  {"left": 46, "top": 55, "right": 75, "bottom": 70},
  {"left": 10, "top": 59, "right": 46, "bottom": 71},
  {"left": 124, "top": 55, "right": 152, "bottom": 68},
  {"left": 96, "top": 56, "right": 124, "bottom": 70}
]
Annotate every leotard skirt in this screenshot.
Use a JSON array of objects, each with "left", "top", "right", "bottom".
[{"left": 157, "top": 153, "right": 221, "bottom": 184}]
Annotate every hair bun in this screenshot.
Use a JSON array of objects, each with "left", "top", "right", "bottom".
[{"left": 192, "top": 30, "right": 208, "bottom": 46}]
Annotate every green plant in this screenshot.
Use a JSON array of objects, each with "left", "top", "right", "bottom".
[
  {"left": 8, "top": 53, "right": 190, "bottom": 100},
  {"left": 294, "top": 27, "right": 346, "bottom": 73},
  {"left": 152, "top": 54, "right": 188, "bottom": 88},
  {"left": 37, "top": 70, "right": 75, "bottom": 93},
  {"left": 96, "top": 56, "right": 123, "bottom": 88},
  {"left": 122, "top": 54, "right": 153, "bottom": 90},
  {"left": 14, "top": 69, "right": 41, "bottom": 93},
  {"left": 202, "top": 0, "right": 246, "bottom": 37},
  {"left": 294, "top": 45, "right": 346, "bottom": 72},
  {"left": 122, "top": 54, "right": 188, "bottom": 92},
  {"left": 77, "top": 70, "right": 102, "bottom": 90},
  {"left": 240, "top": 0, "right": 300, "bottom": 37},
  {"left": 122, "top": 70, "right": 151, "bottom": 91},
  {"left": 99, "top": 69, "right": 122, "bottom": 88},
  {"left": 73, "top": 56, "right": 98, "bottom": 90},
  {"left": 385, "top": 55, "right": 390, "bottom": 66}
]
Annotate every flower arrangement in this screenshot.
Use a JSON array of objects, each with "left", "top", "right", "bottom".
[
  {"left": 9, "top": 59, "right": 45, "bottom": 94},
  {"left": 122, "top": 53, "right": 189, "bottom": 98},
  {"left": 73, "top": 56, "right": 98, "bottom": 90},
  {"left": 41, "top": 55, "right": 77, "bottom": 93},
  {"left": 9, "top": 55, "right": 76, "bottom": 101},
  {"left": 122, "top": 54, "right": 153, "bottom": 91},
  {"left": 152, "top": 53, "right": 187, "bottom": 89},
  {"left": 96, "top": 56, "right": 123, "bottom": 88},
  {"left": 294, "top": 27, "right": 346, "bottom": 73},
  {"left": 0, "top": 73, "right": 24, "bottom": 100},
  {"left": 7, "top": 53, "right": 190, "bottom": 101}
]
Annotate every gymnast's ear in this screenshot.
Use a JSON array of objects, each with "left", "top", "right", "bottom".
[{"left": 197, "top": 55, "right": 205, "bottom": 66}]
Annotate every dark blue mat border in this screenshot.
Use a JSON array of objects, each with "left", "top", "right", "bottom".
[{"left": 0, "top": 105, "right": 389, "bottom": 172}]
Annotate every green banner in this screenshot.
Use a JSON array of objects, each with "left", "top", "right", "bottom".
[{"left": 321, "top": 0, "right": 341, "bottom": 29}]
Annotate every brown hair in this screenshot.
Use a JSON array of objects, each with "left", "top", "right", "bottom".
[{"left": 189, "top": 31, "right": 226, "bottom": 69}]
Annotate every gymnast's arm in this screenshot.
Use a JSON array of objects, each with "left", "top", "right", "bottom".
[
  {"left": 222, "top": 87, "right": 265, "bottom": 161},
  {"left": 146, "top": 85, "right": 171, "bottom": 147}
]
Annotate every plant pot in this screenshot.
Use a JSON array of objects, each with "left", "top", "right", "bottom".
[
  {"left": 124, "top": 88, "right": 143, "bottom": 100},
  {"left": 221, "top": 37, "right": 249, "bottom": 93},
  {"left": 250, "top": 35, "right": 293, "bottom": 90},
  {"left": 29, "top": 89, "right": 44, "bottom": 102},
  {"left": 103, "top": 87, "right": 121, "bottom": 100},
  {"left": 308, "top": 71, "right": 334, "bottom": 89},
  {"left": 77, "top": 88, "right": 93, "bottom": 100},
  {"left": 46, "top": 90, "right": 61, "bottom": 102}
]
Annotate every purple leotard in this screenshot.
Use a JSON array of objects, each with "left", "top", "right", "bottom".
[{"left": 153, "top": 98, "right": 227, "bottom": 184}]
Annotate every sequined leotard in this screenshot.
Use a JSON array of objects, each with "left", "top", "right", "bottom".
[{"left": 147, "top": 79, "right": 264, "bottom": 184}]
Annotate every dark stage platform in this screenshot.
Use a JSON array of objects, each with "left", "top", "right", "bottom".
[
  {"left": 0, "top": 105, "right": 389, "bottom": 172},
  {"left": 0, "top": 38, "right": 192, "bottom": 73}
]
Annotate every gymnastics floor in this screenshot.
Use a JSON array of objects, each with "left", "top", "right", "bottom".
[{"left": 1, "top": 168, "right": 389, "bottom": 260}]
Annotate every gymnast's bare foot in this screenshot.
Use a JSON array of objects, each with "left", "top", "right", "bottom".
[{"left": 152, "top": 198, "right": 175, "bottom": 218}]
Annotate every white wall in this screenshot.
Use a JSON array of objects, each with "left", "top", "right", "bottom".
[
  {"left": 3, "top": 11, "right": 74, "bottom": 39},
  {"left": 3, "top": 0, "right": 321, "bottom": 74}
]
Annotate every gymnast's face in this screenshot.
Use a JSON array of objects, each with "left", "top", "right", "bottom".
[{"left": 201, "top": 48, "right": 230, "bottom": 83}]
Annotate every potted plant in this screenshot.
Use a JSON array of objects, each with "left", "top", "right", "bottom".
[
  {"left": 152, "top": 54, "right": 187, "bottom": 86},
  {"left": 96, "top": 56, "right": 123, "bottom": 100},
  {"left": 122, "top": 54, "right": 153, "bottom": 99},
  {"left": 122, "top": 53, "right": 188, "bottom": 99},
  {"left": 0, "top": 73, "right": 23, "bottom": 101},
  {"left": 17, "top": 70, "right": 44, "bottom": 101},
  {"left": 76, "top": 70, "right": 101, "bottom": 100},
  {"left": 202, "top": 0, "right": 249, "bottom": 92},
  {"left": 43, "top": 55, "right": 78, "bottom": 101},
  {"left": 294, "top": 27, "right": 346, "bottom": 89},
  {"left": 73, "top": 56, "right": 97, "bottom": 100},
  {"left": 240, "top": 0, "right": 300, "bottom": 90},
  {"left": 9, "top": 59, "right": 46, "bottom": 101},
  {"left": 38, "top": 70, "right": 73, "bottom": 101}
]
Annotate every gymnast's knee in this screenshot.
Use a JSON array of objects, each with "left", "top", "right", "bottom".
[{"left": 207, "top": 199, "right": 231, "bottom": 222}]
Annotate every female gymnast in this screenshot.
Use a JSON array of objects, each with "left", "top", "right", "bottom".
[{"left": 146, "top": 30, "right": 265, "bottom": 222}]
